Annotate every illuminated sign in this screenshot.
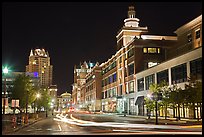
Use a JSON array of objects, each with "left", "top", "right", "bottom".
[{"left": 34, "top": 72, "right": 38, "bottom": 77}]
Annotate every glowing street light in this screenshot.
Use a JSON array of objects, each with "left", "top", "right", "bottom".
[
  {"left": 35, "top": 93, "right": 41, "bottom": 119},
  {"left": 147, "top": 94, "right": 151, "bottom": 99},
  {"left": 3, "top": 67, "right": 8, "bottom": 74},
  {"left": 2, "top": 66, "right": 10, "bottom": 119}
]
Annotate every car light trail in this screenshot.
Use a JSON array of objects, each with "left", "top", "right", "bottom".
[
  {"left": 58, "top": 124, "right": 62, "bottom": 131},
  {"left": 53, "top": 113, "right": 198, "bottom": 131}
]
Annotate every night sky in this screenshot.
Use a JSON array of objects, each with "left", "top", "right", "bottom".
[{"left": 2, "top": 2, "right": 202, "bottom": 95}]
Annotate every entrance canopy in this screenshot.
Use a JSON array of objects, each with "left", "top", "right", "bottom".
[{"left": 135, "top": 96, "right": 144, "bottom": 105}]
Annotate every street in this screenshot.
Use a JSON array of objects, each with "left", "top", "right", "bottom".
[{"left": 6, "top": 112, "right": 202, "bottom": 135}]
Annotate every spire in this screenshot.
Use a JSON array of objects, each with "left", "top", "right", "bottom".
[
  {"left": 128, "top": 6, "right": 135, "bottom": 18},
  {"left": 30, "top": 49, "right": 33, "bottom": 56}
]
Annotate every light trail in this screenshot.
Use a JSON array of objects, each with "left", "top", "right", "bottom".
[
  {"left": 53, "top": 113, "right": 202, "bottom": 135},
  {"left": 58, "top": 124, "right": 62, "bottom": 131},
  {"left": 54, "top": 114, "right": 188, "bottom": 129}
]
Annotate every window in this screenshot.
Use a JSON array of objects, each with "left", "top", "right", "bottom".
[
  {"left": 109, "top": 76, "right": 113, "bottom": 83},
  {"left": 145, "top": 74, "right": 155, "bottom": 90},
  {"left": 171, "top": 63, "right": 187, "bottom": 84},
  {"left": 128, "top": 48, "right": 134, "bottom": 58},
  {"left": 143, "top": 48, "right": 147, "bottom": 53},
  {"left": 104, "top": 91, "right": 107, "bottom": 98},
  {"left": 112, "top": 88, "right": 117, "bottom": 97},
  {"left": 128, "top": 63, "right": 134, "bottom": 76},
  {"left": 148, "top": 48, "right": 157, "bottom": 53},
  {"left": 196, "top": 29, "right": 200, "bottom": 39},
  {"left": 129, "top": 81, "right": 134, "bottom": 93},
  {"left": 143, "top": 47, "right": 161, "bottom": 54},
  {"left": 157, "top": 69, "right": 169, "bottom": 84},
  {"left": 157, "top": 48, "right": 160, "bottom": 53},
  {"left": 187, "top": 33, "right": 192, "bottom": 43},
  {"left": 113, "top": 73, "right": 117, "bottom": 82},
  {"left": 107, "top": 89, "right": 111, "bottom": 98},
  {"left": 190, "top": 58, "right": 202, "bottom": 79},
  {"left": 137, "top": 78, "right": 144, "bottom": 92}
]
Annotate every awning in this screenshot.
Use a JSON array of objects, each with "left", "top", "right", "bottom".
[{"left": 135, "top": 96, "right": 144, "bottom": 105}]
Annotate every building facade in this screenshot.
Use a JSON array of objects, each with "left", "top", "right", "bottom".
[
  {"left": 26, "top": 48, "right": 53, "bottom": 88},
  {"left": 71, "top": 6, "right": 202, "bottom": 119},
  {"left": 84, "top": 63, "right": 102, "bottom": 112},
  {"left": 48, "top": 85, "right": 58, "bottom": 109},
  {"left": 72, "top": 61, "right": 96, "bottom": 109},
  {"left": 57, "top": 92, "right": 72, "bottom": 112}
]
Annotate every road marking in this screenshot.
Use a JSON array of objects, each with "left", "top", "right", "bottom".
[
  {"left": 46, "top": 128, "right": 52, "bottom": 131},
  {"left": 58, "top": 124, "right": 62, "bottom": 131}
]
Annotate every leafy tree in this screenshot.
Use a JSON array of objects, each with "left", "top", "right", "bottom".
[
  {"left": 168, "top": 84, "right": 183, "bottom": 120},
  {"left": 11, "top": 74, "right": 37, "bottom": 112},
  {"left": 144, "top": 97, "right": 155, "bottom": 118},
  {"left": 158, "top": 81, "right": 171, "bottom": 119},
  {"left": 37, "top": 87, "right": 51, "bottom": 113},
  {"left": 144, "top": 83, "right": 161, "bottom": 118},
  {"left": 184, "top": 76, "right": 202, "bottom": 119}
]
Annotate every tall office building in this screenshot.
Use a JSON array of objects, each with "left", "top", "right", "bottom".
[{"left": 26, "top": 48, "right": 53, "bottom": 87}]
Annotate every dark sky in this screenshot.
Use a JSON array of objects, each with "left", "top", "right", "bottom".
[{"left": 2, "top": 2, "right": 202, "bottom": 95}]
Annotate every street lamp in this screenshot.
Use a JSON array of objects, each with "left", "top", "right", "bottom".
[
  {"left": 35, "top": 93, "right": 41, "bottom": 119},
  {"left": 51, "top": 99, "right": 55, "bottom": 116},
  {"left": 152, "top": 92, "right": 163, "bottom": 125},
  {"left": 2, "top": 67, "right": 9, "bottom": 119}
]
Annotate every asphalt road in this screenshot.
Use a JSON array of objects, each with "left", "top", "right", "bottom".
[{"left": 6, "top": 113, "right": 202, "bottom": 135}]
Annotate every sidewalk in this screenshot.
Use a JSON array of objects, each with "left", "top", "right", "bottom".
[
  {"left": 115, "top": 114, "right": 202, "bottom": 126},
  {"left": 2, "top": 117, "right": 43, "bottom": 135}
]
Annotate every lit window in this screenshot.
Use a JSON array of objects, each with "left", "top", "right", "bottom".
[
  {"left": 148, "top": 48, "right": 157, "bottom": 53},
  {"left": 157, "top": 48, "right": 160, "bottom": 53},
  {"left": 143, "top": 48, "right": 147, "bottom": 53},
  {"left": 32, "top": 60, "right": 36, "bottom": 64}
]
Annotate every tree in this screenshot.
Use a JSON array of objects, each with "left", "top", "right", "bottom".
[
  {"left": 144, "top": 97, "right": 155, "bottom": 118},
  {"left": 168, "top": 84, "right": 185, "bottom": 120},
  {"left": 159, "top": 81, "right": 171, "bottom": 119},
  {"left": 184, "top": 76, "right": 202, "bottom": 119},
  {"left": 37, "top": 87, "right": 51, "bottom": 114},
  {"left": 11, "top": 74, "right": 37, "bottom": 112}
]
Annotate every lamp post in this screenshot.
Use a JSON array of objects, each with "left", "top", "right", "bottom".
[
  {"left": 2, "top": 67, "right": 9, "bottom": 120},
  {"left": 35, "top": 93, "right": 40, "bottom": 119},
  {"left": 152, "top": 92, "right": 162, "bottom": 125},
  {"left": 51, "top": 99, "right": 55, "bottom": 116}
]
